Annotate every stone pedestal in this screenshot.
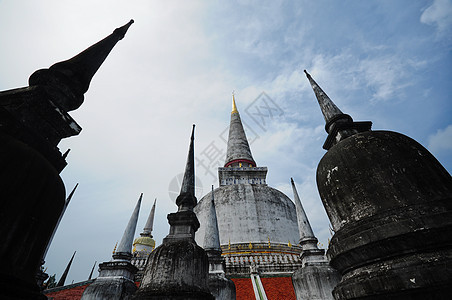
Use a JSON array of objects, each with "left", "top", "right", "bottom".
[
  {"left": 81, "top": 260, "right": 138, "bottom": 300},
  {"left": 134, "top": 240, "right": 213, "bottom": 300},
  {"left": 317, "top": 131, "right": 452, "bottom": 299}
]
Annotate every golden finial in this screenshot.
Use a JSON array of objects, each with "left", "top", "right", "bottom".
[
  {"left": 232, "top": 91, "right": 238, "bottom": 114},
  {"left": 248, "top": 242, "right": 253, "bottom": 249},
  {"left": 112, "top": 242, "right": 117, "bottom": 254},
  {"left": 228, "top": 239, "right": 231, "bottom": 250},
  {"left": 132, "top": 244, "right": 137, "bottom": 253},
  {"left": 288, "top": 240, "right": 292, "bottom": 247},
  {"left": 268, "top": 236, "right": 271, "bottom": 248}
]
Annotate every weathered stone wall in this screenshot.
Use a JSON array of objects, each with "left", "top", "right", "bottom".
[{"left": 317, "top": 130, "right": 452, "bottom": 299}]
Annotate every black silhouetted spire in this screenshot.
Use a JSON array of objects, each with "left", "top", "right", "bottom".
[
  {"left": 57, "top": 251, "right": 76, "bottom": 287},
  {"left": 304, "top": 70, "right": 372, "bottom": 150},
  {"left": 29, "top": 20, "right": 134, "bottom": 112},
  {"left": 88, "top": 261, "right": 97, "bottom": 280},
  {"left": 178, "top": 125, "right": 196, "bottom": 211}
]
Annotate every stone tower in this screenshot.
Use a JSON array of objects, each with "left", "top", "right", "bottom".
[
  {"left": 134, "top": 125, "right": 214, "bottom": 300},
  {"left": 203, "top": 186, "right": 236, "bottom": 299},
  {"left": 81, "top": 194, "right": 142, "bottom": 300},
  {"left": 0, "top": 20, "right": 132, "bottom": 300},
  {"left": 194, "top": 95, "right": 302, "bottom": 278},
  {"left": 306, "top": 70, "right": 452, "bottom": 299},
  {"left": 132, "top": 198, "right": 157, "bottom": 281},
  {"left": 290, "top": 178, "right": 340, "bottom": 300}
]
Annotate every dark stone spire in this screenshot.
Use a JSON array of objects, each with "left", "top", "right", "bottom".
[
  {"left": 134, "top": 126, "right": 213, "bottom": 300},
  {"left": 29, "top": 20, "right": 134, "bottom": 112},
  {"left": 56, "top": 251, "right": 76, "bottom": 287},
  {"left": 178, "top": 124, "right": 197, "bottom": 211},
  {"left": 87, "top": 261, "right": 96, "bottom": 280},
  {"left": 304, "top": 70, "right": 372, "bottom": 150},
  {"left": 43, "top": 183, "right": 78, "bottom": 260},
  {"left": 224, "top": 94, "right": 256, "bottom": 167},
  {"left": 180, "top": 124, "right": 195, "bottom": 196}
]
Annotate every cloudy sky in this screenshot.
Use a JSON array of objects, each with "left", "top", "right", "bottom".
[{"left": 1, "top": 0, "right": 451, "bottom": 284}]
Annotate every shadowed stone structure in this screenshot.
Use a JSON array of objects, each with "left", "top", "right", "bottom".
[
  {"left": 290, "top": 178, "right": 340, "bottom": 300},
  {"left": 134, "top": 125, "right": 214, "bottom": 300},
  {"left": 0, "top": 20, "right": 132, "bottom": 300},
  {"left": 306, "top": 70, "right": 452, "bottom": 299}
]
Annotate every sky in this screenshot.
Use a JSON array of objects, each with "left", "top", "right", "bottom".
[{"left": 0, "top": 0, "right": 451, "bottom": 285}]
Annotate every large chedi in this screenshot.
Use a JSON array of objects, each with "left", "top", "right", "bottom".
[
  {"left": 305, "top": 70, "right": 452, "bottom": 299},
  {"left": 194, "top": 96, "right": 302, "bottom": 278}
]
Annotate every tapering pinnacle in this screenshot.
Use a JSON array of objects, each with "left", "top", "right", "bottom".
[
  {"left": 303, "top": 70, "right": 347, "bottom": 128},
  {"left": 57, "top": 251, "right": 76, "bottom": 287},
  {"left": 177, "top": 125, "right": 198, "bottom": 211},
  {"left": 203, "top": 186, "right": 221, "bottom": 253},
  {"left": 224, "top": 94, "right": 256, "bottom": 167},
  {"left": 291, "top": 178, "right": 318, "bottom": 249},
  {"left": 29, "top": 20, "right": 134, "bottom": 112},
  {"left": 142, "top": 198, "right": 157, "bottom": 237},
  {"left": 115, "top": 193, "right": 142, "bottom": 259},
  {"left": 304, "top": 70, "right": 372, "bottom": 150},
  {"left": 180, "top": 124, "right": 195, "bottom": 197}
]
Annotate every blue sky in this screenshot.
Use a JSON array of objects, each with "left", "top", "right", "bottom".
[{"left": 0, "top": 0, "right": 451, "bottom": 284}]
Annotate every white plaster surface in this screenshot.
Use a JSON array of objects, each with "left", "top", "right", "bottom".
[{"left": 194, "top": 184, "right": 299, "bottom": 246}]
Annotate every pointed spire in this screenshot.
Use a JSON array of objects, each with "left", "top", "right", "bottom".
[
  {"left": 29, "top": 20, "right": 134, "bottom": 112},
  {"left": 65, "top": 183, "right": 79, "bottom": 207},
  {"left": 141, "top": 198, "right": 157, "bottom": 237},
  {"left": 291, "top": 178, "right": 319, "bottom": 250},
  {"left": 304, "top": 70, "right": 372, "bottom": 150},
  {"left": 224, "top": 94, "right": 256, "bottom": 167},
  {"left": 56, "top": 251, "right": 76, "bottom": 287},
  {"left": 176, "top": 125, "right": 198, "bottom": 212},
  {"left": 203, "top": 186, "right": 221, "bottom": 253},
  {"left": 42, "top": 183, "right": 79, "bottom": 260},
  {"left": 303, "top": 70, "right": 349, "bottom": 128},
  {"left": 114, "top": 193, "right": 142, "bottom": 259},
  {"left": 232, "top": 92, "right": 238, "bottom": 114},
  {"left": 88, "top": 261, "right": 97, "bottom": 280}
]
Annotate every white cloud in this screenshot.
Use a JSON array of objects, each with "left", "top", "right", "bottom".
[
  {"left": 428, "top": 124, "right": 452, "bottom": 153},
  {"left": 421, "top": 0, "right": 452, "bottom": 35}
]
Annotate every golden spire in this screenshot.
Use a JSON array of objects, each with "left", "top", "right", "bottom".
[
  {"left": 112, "top": 242, "right": 117, "bottom": 254},
  {"left": 231, "top": 91, "right": 238, "bottom": 114}
]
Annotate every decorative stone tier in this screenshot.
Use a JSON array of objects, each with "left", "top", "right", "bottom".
[
  {"left": 221, "top": 243, "right": 303, "bottom": 277},
  {"left": 131, "top": 255, "right": 148, "bottom": 281},
  {"left": 218, "top": 167, "right": 268, "bottom": 186}
]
